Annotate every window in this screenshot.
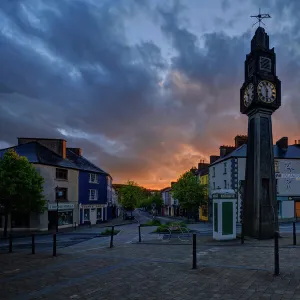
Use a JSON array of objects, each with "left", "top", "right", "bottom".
[
  {"left": 260, "top": 56, "right": 271, "bottom": 72},
  {"left": 97, "top": 208, "right": 102, "bottom": 220},
  {"left": 275, "top": 160, "right": 279, "bottom": 173},
  {"left": 56, "top": 168, "right": 68, "bottom": 180},
  {"left": 212, "top": 167, "right": 215, "bottom": 178},
  {"left": 89, "top": 189, "right": 98, "bottom": 201},
  {"left": 89, "top": 173, "right": 98, "bottom": 184},
  {"left": 248, "top": 59, "right": 254, "bottom": 77},
  {"left": 58, "top": 211, "right": 73, "bottom": 225},
  {"left": 224, "top": 163, "right": 227, "bottom": 174},
  {"left": 224, "top": 180, "right": 227, "bottom": 189},
  {"left": 84, "top": 209, "right": 90, "bottom": 221},
  {"left": 56, "top": 187, "right": 68, "bottom": 201},
  {"left": 213, "top": 182, "right": 215, "bottom": 190}
]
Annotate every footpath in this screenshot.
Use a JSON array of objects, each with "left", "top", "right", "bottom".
[{"left": 1, "top": 229, "right": 300, "bottom": 299}]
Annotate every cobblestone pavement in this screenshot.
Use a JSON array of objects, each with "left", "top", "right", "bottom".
[{"left": 1, "top": 232, "right": 300, "bottom": 300}]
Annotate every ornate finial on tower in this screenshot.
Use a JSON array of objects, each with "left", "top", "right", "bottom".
[{"left": 251, "top": 8, "right": 271, "bottom": 28}]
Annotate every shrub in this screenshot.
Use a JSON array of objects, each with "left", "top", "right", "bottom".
[
  {"left": 100, "top": 229, "right": 120, "bottom": 236},
  {"left": 140, "top": 219, "right": 161, "bottom": 227}
]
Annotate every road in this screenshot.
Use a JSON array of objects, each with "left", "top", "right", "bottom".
[{"left": 1, "top": 210, "right": 299, "bottom": 253}]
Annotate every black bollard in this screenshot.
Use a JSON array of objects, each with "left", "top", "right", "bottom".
[
  {"left": 53, "top": 234, "right": 57, "bottom": 257},
  {"left": 9, "top": 234, "right": 12, "bottom": 253},
  {"left": 293, "top": 222, "right": 296, "bottom": 246},
  {"left": 138, "top": 225, "right": 141, "bottom": 243},
  {"left": 192, "top": 233, "right": 197, "bottom": 269},
  {"left": 241, "top": 222, "right": 244, "bottom": 244},
  {"left": 110, "top": 226, "right": 115, "bottom": 248},
  {"left": 32, "top": 234, "right": 35, "bottom": 255},
  {"left": 274, "top": 231, "right": 279, "bottom": 276}
]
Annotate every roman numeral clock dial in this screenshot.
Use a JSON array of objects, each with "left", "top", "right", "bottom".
[
  {"left": 257, "top": 80, "right": 276, "bottom": 103},
  {"left": 243, "top": 83, "right": 254, "bottom": 107}
]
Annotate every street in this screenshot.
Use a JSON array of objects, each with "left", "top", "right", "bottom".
[{"left": 1, "top": 211, "right": 299, "bottom": 254}]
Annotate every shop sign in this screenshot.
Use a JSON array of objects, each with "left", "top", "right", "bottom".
[
  {"left": 48, "top": 203, "right": 75, "bottom": 211},
  {"left": 81, "top": 204, "right": 105, "bottom": 209},
  {"left": 212, "top": 193, "right": 236, "bottom": 199},
  {"left": 275, "top": 173, "right": 300, "bottom": 179}
]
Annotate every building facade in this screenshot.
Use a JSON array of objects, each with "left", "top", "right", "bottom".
[
  {"left": 66, "top": 148, "right": 113, "bottom": 225},
  {"left": 209, "top": 137, "right": 300, "bottom": 222},
  {"left": 0, "top": 139, "right": 80, "bottom": 231},
  {"left": 0, "top": 138, "right": 113, "bottom": 232}
]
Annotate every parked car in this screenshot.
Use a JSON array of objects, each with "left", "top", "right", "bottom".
[{"left": 123, "top": 211, "right": 135, "bottom": 220}]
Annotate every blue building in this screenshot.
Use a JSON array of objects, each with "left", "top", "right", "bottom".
[{"left": 66, "top": 148, "right": 115, "bottom": 225}]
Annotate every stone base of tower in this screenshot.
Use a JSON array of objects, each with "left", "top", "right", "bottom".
[{"left": 243, "top": 108, "right": 279, "bottom": 240}]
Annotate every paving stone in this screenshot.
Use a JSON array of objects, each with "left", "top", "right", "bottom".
[{"left": 1, "top": 232, "right": 300, "bottom": 299}]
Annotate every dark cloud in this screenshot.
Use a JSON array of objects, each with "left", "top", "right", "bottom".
[{"left": 0, "top": 0, "right": 299, "bottom": 188}]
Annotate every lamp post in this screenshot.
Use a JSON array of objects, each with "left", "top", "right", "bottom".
[{"left": 55, "top": 186, "right": 63, "bottom": 233}]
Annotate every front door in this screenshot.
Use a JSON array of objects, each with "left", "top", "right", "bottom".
[
  {"left": 90, "top": 209, "right": 97, "bottom": 225},
  {"left": 296, "top": 202, "right": 300, "bottom": 219}
]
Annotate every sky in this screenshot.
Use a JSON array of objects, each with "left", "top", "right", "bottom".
[{"left": 0, "top": 0, "right": 300, "bottom": 189}]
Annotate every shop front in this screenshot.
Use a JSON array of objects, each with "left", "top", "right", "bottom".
[
  {"left": 48, "top": 203, "right": 75, "bottom": 230},
  {"left": 80, "top": 204, "right": 107, "bottom": 225}
]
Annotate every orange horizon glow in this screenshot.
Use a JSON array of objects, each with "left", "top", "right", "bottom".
[{"left": 115, "top": 133, "right": 299, "bottom": 190}]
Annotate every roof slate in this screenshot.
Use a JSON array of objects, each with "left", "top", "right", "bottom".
[
  {"left": 66, "top": 149, "right": 108, "bottom": 175},
  {"left": 211, "top": 144, "right": 300, "bottom": 166},
  {"left": 0, "top": 142, "right": 110, "bottom": 175}
]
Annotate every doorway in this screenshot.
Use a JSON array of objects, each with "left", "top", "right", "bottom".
[
  {"left": 90, "top": 208, "right": 97, "bottom": 225},
  {"left": 295, "top": 202, "right": 300, "bottom": 220}
]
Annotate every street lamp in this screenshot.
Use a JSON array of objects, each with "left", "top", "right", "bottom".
[{"left": 55, "top": 186, "right": 63, "bottom": 233}]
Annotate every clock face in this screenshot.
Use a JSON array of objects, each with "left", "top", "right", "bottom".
[
  {"left": 243, "top": 83, "right": 254, "bottom": 107},
  {"left": 257, "top": 80, "right": 276, "bottom": 103}
]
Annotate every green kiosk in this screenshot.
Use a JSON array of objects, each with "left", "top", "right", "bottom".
[{"left": 212, "top": 189, "right": 237, "bottom": 241}]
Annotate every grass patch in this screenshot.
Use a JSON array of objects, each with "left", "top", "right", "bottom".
[
  {"left": 140, "top": 219, "right": 161, "bottom": 227},
  {"left": 100, "top": 228, "right": 120, "bottom": 236}
]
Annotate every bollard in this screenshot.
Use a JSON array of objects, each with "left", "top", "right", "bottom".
[
  {"left": 110, "top": 226, "right": 115, "bottom": 248},
  {"left": 32, "top": 234, "right": 35, "bottom": 255},
  {"left": 274, "top": 231, "right": 279, "bottom": 276},
  {"left": 74, "top": 222, "right": 77, "bottom": 231},
  {"left": 241, "top": 223, "right": 244, "bottom": 244},
  {"left": 9, "top": 234, "right": 12, "bottom": 253},
  {"left": 138, "top": 225, "right": 141, "bottom": 243},
  {"left": 192, "top": 233, "right": 197, "bottom": 269},
  {"left": 293, "top": 222, "right": 296, "bottom": 246},
  {"left": 53, "top": 234, "right": 57, "bottom": 257}
]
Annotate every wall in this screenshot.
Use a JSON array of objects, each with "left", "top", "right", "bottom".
[
  {"left": 35, "top": 164, "right": 79, "bottom": 229},
  {"left": 276, "top": 159, "right": 300, "bottom": 196},
  {"left": 78, "top": 172, "right": 107, "bottom": 205},
  {"left": 209, "top": 159, "right": 232, "bottom": 196}
]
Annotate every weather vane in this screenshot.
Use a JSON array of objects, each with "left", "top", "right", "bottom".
[{"left": 251, "top": 8, "right": 271, "bottom": 27}]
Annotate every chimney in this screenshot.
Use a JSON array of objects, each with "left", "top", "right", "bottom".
[
  {"left": 219, "top": 145, "right": 235, "bottom": 158},
  {"left": 67, "top": 147, "right": 82, "bottom": 156},
  {"left": 276, "top": 137, "right": 288, "bottom": 151},
  {"left": 18, "top": 137, "right": 67, "bottom": 159},
  {"left": 210, "top": 155, "right": 220, "bottom": 164},
  {"left": 198, "top": 160, "right": 209, "bottom": 171},
  {"left": 235, "top": 135, "right": 248, "bottom": 148}
]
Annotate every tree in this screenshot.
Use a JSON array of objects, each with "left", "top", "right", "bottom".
[
  {"left": 148, "top": 192, "right": 163, "bottom": 214},
  {"left": 118, "top": 180, "right": 144, "bottom": 214},
  {"left": 171, "top": 171, "right": 207, "bottom": 220},
  {"left": 0, "top": 149, "right": 46, "bottom": 236}
]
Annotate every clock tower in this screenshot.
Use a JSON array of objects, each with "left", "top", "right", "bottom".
[{"left": 240, "top": 26, "right": 281, "bottom": 239}]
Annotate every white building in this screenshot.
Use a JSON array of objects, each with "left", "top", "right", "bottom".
[{"left": 209, "top": 137, "right": 300, "bottom": 222}]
